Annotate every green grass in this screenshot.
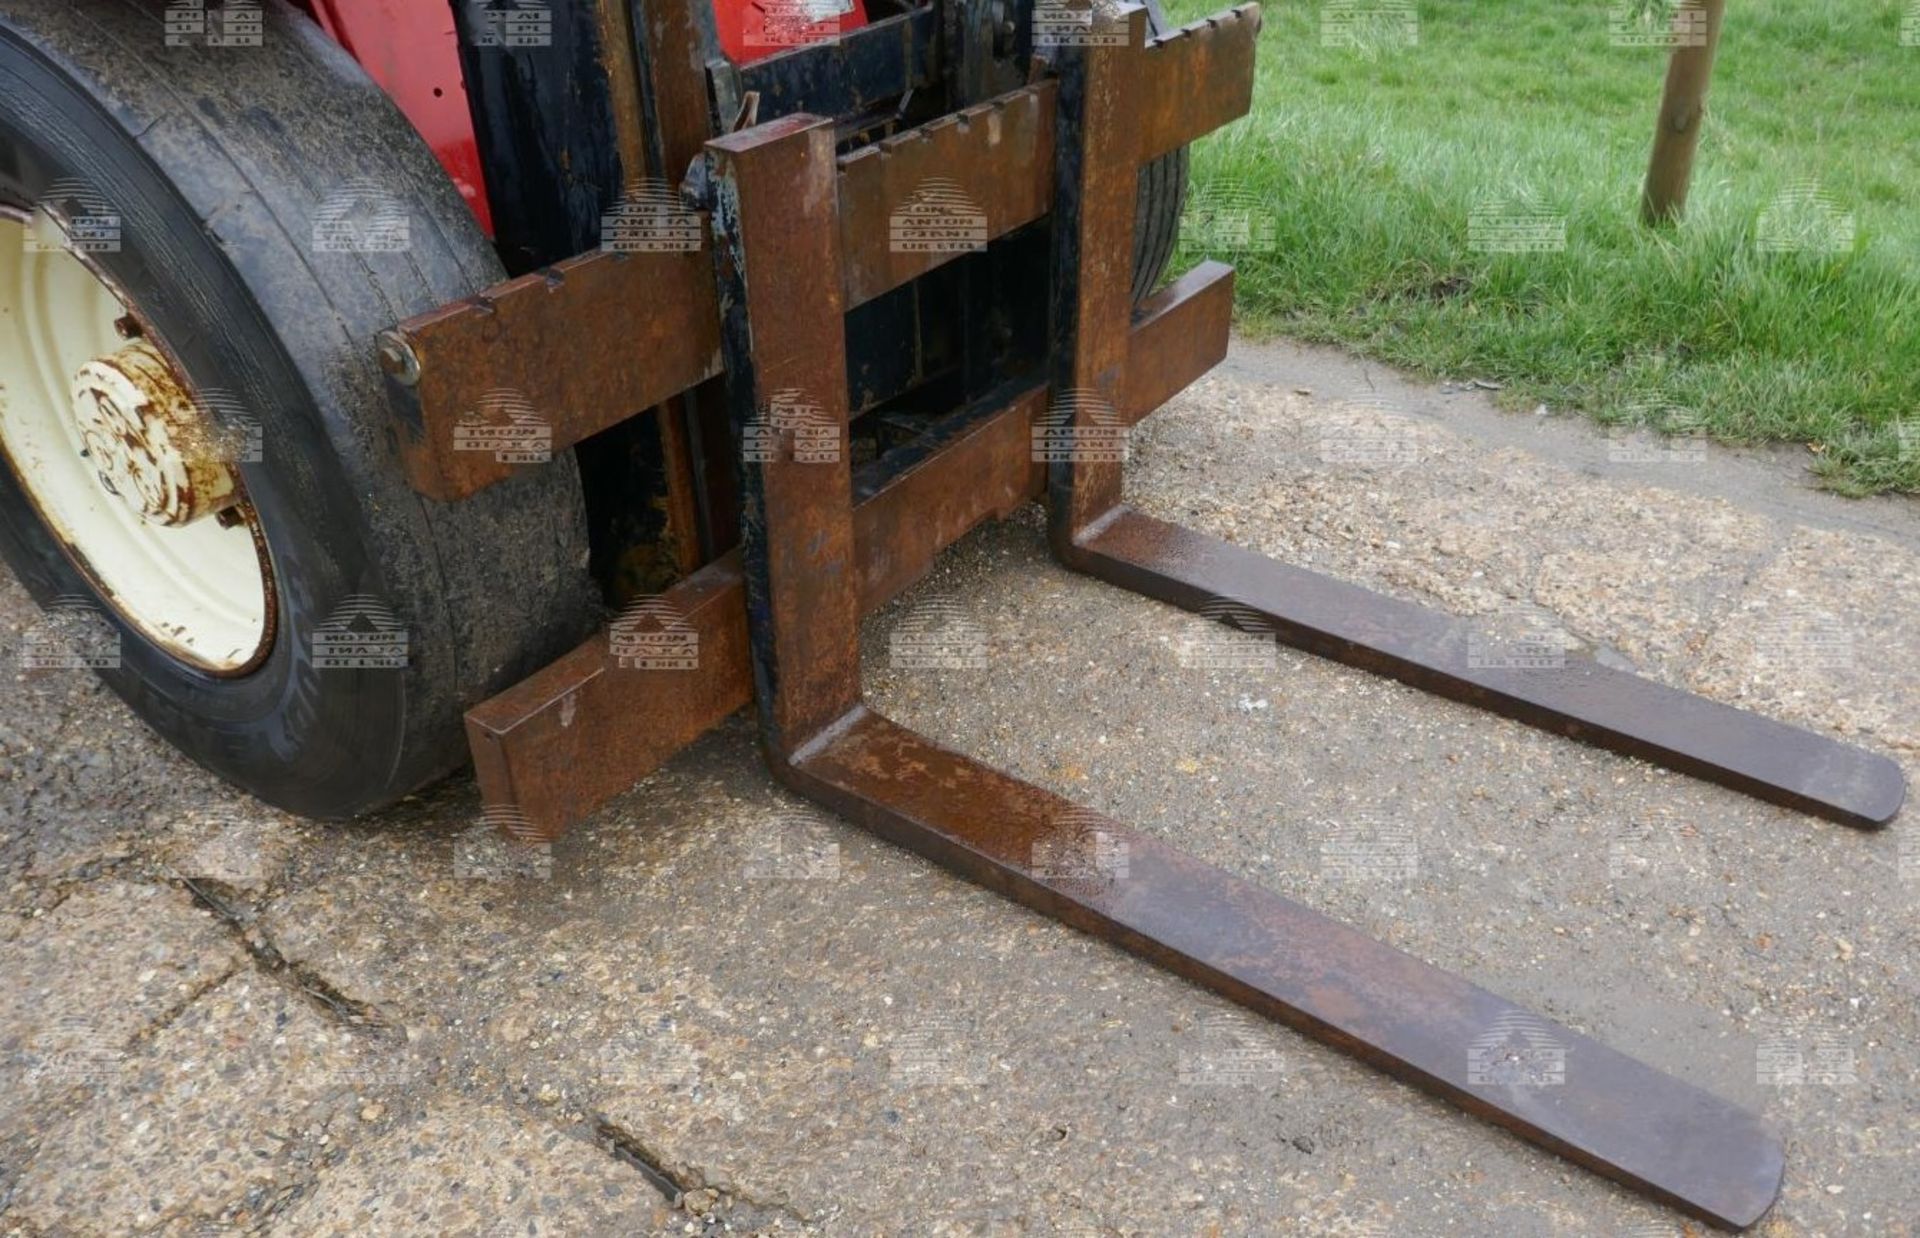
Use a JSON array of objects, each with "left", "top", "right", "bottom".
[{"left": 1164, "top": 0, "right": 1920, "bottom": 493}]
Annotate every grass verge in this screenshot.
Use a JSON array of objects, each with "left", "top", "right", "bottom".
[{"left": 1167, "top": 0, "right": 1920, "bottom": 493}]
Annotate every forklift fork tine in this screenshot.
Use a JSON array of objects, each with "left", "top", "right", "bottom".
[
  {"left": 1064, "top": 508, "right": 1906, "bottom": 829},
  {"left": 787, "top": 705, "right": 1787, "bottom": 1232}
]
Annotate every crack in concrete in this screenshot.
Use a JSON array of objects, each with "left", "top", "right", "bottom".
[
  {"left": 128, "top": 956, "right": 245, "bottom": 1047},
  {"left": 177, "top": 876, "right": 398, "bottom": 1037},
  {"left": 591, "top": 1117, "right": 686, "bottom": 1201},
  {"left": 590, "top": 1116, "right": 816, "bottom": 1229},
  {"left": 7, "top": 852, "right": 146, "bottom": 917}
]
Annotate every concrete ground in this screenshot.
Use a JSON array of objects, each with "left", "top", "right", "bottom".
[{"left": 3, "top": 338, "right": 1917, "bottom": 1237}]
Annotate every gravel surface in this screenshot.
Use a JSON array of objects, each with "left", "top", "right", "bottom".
[{"left": 2, "top": 338, "right": 1915, "bottom": 1237}]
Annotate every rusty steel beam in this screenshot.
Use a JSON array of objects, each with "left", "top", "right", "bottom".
[
  {"left": 601, "top": 0, "right": 713, "bottom": 582},
  {"left": 467, "top": 556, "right": 752, "bottom": 838},
  {"left": 629, "top": 0, "right": 718, "bottom": 181},
  {"left": 786, "top": 707, "right": 1786, "bottom": 1231},
  {"left": 593, "top": 0, "right": 653, "bottom": 186},
  {"left": 707, "top": 114, "right": 864, "bottom": 749},
  {"left": 1121, "top": 260, "right": 1234, "bottom": 425},
  {"left": 385, "top": 79, "right": 1053, "bottom": 504},
  {"left": 1128, "top": 5, "right": 1262, "bottom": 164},
  {"left": 383, "top": 246, "right": 723, "bottom": 502},
  {"left": 838, "top": 83, "right": 1057, "bottom": 309},
  {"left": 1044, "top": 1, "right": 1154, "bottom": 543},
  {"left": 850, "top": 384, "right": 1046, "bottom": 607},
  {"left": 1076, "top": 511, "right": 1907, "bottom": 828}
]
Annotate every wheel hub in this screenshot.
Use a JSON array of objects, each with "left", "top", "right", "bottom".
[
  {"left": 69, "top": 339, "right": 241, "bottom": 527},
  {"left": 1, "top": 208, "right": 273, "bottom": 673}
]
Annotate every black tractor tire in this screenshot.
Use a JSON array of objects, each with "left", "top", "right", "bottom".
[
  {"left": 1131, "top": 1, "right": 1191, "bottom": 302},
  {"left": 0, "top": 0, "right": 599, "bottom": 818}
]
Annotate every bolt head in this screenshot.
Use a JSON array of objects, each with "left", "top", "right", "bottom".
[{"left": 376, "top": 332, "right": 422, "bottom": 387}]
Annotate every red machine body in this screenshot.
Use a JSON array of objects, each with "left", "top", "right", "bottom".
[
  {"left": 297, "top": 0, "right": 495, "bottom": 235},
  {"left": 294, "top": 0, "right": 874, "bottom": 242}
]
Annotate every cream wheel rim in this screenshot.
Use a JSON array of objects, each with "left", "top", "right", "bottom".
[{"left": 0, "top": 206, "right": 273, "bottom": 673}]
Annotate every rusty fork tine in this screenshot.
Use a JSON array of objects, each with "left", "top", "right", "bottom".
[
  {"left": 1063, "top": 509, "right": 1907, "bottom": 830},
  {"left": 786, "top": 706, "right": 1787, "bottom": 1232}
]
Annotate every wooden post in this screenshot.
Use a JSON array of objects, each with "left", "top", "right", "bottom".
[{"left": 1641, "top": 0, "right": 1726, "bottom": 225}]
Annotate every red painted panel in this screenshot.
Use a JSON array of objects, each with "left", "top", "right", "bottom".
[{"left": 301, "top": 0, "right": 495, "bottom": 236}]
